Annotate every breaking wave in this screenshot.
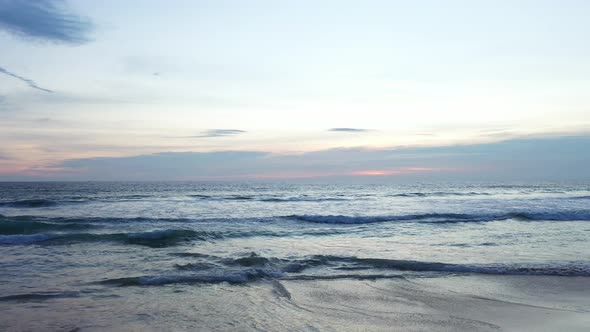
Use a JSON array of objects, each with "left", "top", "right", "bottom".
[
  {"left": 99, "top": 253, "right": 590, "bottom": 287},
  {"left": 287, "top": 211, "right": 590, "bottom": 224},
  {"left": 308, "top": 255, "right": 590, "bottom": 276}
]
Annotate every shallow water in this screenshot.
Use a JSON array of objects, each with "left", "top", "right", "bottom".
[{"left": 1, "top": 182, "right": 589, "bottom": 330}]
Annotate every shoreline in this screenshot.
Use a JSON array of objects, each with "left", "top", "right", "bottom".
[{"left": 1, "top": 275, "right": 588, "bottom": 331}]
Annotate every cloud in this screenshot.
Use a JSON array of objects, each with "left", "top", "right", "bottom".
[
  {"left": 0, "top": 66, "right": 53, "bottom": 93},
  {"left": 187, "top": 129, "right": 247, "bottom": 138},
  {"left": 0, "top": 0, "right": 93, "bottom": 44},
  {"left": 328, "top": 128, "right": 372, "bottom": 133},
  {"left": 55, "top": 151, "right": 267, "bottom": 180},
  {"left": 11, "top": 135, "right": 588, "bottom": 181}
]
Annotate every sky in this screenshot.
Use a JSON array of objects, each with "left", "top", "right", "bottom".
[{"left": 0, "top": 0, "right": 589, "bottom": 181}]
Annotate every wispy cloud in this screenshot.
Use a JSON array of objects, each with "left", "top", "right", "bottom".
[
  {"left": 0, "top": 0, "right": 93, "bottom": 44},
  {"left": 188, "top": 129, "right": 247, "bottom": 138},
  {"left": 328, "top": 128, "right": 372, "bottom": 133},
  {"left": 0, "top": 66, "right": 53, "bottom": 93}
]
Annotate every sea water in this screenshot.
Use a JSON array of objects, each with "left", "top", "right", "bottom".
[{"left": 0, "top": 181, "right": 589, "bottom": 330}]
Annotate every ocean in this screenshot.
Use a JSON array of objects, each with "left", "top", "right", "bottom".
[{"left": 1, "top": 181, "right": 589, "bottom": 331}]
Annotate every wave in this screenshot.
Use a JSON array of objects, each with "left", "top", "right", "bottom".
[
  {"left": 0, "top": 229, "right": 219, "bottom": 247},
  {"left": 101, "top": 268, "right": 284, "bottom": 286},
  {"left": 0, "top": 218, "right": 96, "bottom": 235},
  {"left": 99, "top": 253, "right": 590, "bottom": 287},
  {"left": 286, "top": 213, "right": 480, "bottom": 224},
  {"left": 0, "top": 291, "right": 80, "bottom": 302},
  {"left": 124, "top": 229, "right": 218, "bottom": 247},
  {"left": 505, "top": 211, "right": 590, "bottom": 221},
  {"left": 260, "top": 197, "right": 349, "bottom": 202},
  {"left": 187, "top": 194, "right": 348, "bottom": 202},
  {"left": 0, "top": 199, "right": 61, "bottom": 208},
  {"left": 197, "top": 252, "right": 590, "bottom": 278},
  {"left": 187, "top": 194, "right": 254, "bottom": 201},
  {"left": 388, "top": 192, "right": 492, "bottom": 198},
  {"left": 287, "top": 211, "right": 590, "bottom": 224},
  {"left": 0, "top": 227, "right": 335, "bottom": 246},
  {"left": 310, "top": 255, "right": 590, "bottom": 276},
  {"left": 0, "top": 214, "right": 189, "bottom": 224},
  {"left": 112, "top": 194, "right": 152, "bottom": 200},
  {"left": 0, "top": 195, "right": 160, "bottom": 209},
  {"left": 3, "top": 209, "right": 589, "bottom": 232},
  {"left": 0, "top": 233, "right": 59, "bottom": 245},
  {"left": 101, "top": 272, "right": 409, "bottom": 287},
  {"left": 224, "top": 195, "right": 254, "bottom": 200},
  {"left": 187, "top": 194, "right": 212, "bottom": 199}
]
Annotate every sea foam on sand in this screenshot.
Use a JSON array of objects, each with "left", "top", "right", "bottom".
[
  {"left": 279, "top": 275, "right": 590, "bottom": 331},
  {"left": 1, "top": 275, "right": 588, "bottom": 331}
]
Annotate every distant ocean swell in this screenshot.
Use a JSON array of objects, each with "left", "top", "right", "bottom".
[
  {"left": 0, "top": 199, "right": 63, "bottom": 208},
  {"left": 99, "top": 253, "right": 590, "bottom": 287},
  {"left": 2, "top": 210, "right": 590, "bottom": 230},
  {"left": 0, "top": 215, "right": 352, "bottom": 246},
  {"left": 0, "top": 218, "right": 96, "bottom": 234},
  {"left": 0, "top": 229, "right": 351, "bottom": 246},
  {"left": 387, "top": 192, "right": 492, "bottom": 197},
  {"left": 0, "top": 196, "right": 352, "bottom": 206},
  {"left": 2, "top": 191, "right": 589, "bottom": 209},
  {"left": 0, "top": 229, "right": 217, "bottom": 247},
  {"left": 0, "top": 291, "right": 81, "bottom": 302}
]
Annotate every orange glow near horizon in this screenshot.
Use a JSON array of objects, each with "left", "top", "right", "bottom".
[
  {"left": 2, "top": 164, "right": 455, "bottom": 180},
  {"left": 352, "top": 170, "right": 404, "bottom": 176},
  {"left": 220, "top": 167, "right": 446, "bottom": 179},
  {"left": 352, "top": 167, "right": 439, "bottom": 176}
]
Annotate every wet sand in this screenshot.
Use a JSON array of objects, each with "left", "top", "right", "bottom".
[
  {"left": 280, "top": 275, "right": 590, "bottom": 331},
  {"left": 1, "top": 275, "right": 588, "bottom": 331}
]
